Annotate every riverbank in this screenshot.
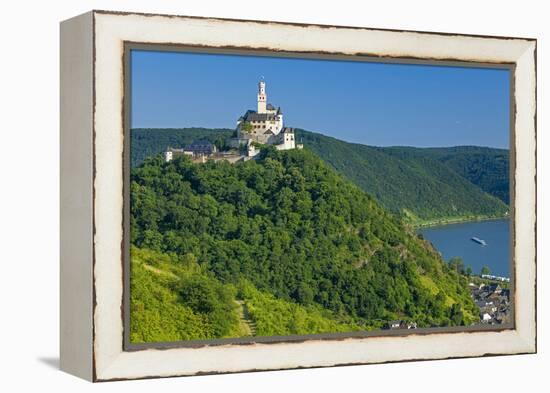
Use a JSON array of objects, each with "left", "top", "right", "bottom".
[{"left": 408, "top": 213, "right": 509, "bottom": 229}]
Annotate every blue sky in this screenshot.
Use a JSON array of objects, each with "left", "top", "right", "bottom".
[{"left": 131, "top": 50, "right": 510, "bottom": 149}]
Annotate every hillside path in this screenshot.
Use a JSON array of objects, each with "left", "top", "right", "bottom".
[{"left": 235, "top": 300, "right": 256, "bottom": 336}]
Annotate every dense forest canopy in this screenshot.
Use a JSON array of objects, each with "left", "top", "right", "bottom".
[
  {"left": 131, "top": 128, "right": 509, "bottom": 225},
  {"left": 383, "top": 145, "right": 510, "bottom": 205},
  {"left": 130, "top": 147, "right": 479, "bottom": 342},
  {"left": 295, "top": 129, "right": 509, "bottom": 223}
]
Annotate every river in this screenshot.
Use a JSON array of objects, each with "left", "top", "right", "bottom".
[{"left": 419, "top": 218, "right": 510, "bottom": 277}]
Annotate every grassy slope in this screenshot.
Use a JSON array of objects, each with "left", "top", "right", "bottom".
[{"left": 130, "top": 247, "right": 360, "bottom": 343}]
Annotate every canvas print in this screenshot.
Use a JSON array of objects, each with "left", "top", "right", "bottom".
[{"left": 128, "top": 49, "right": 511, "bottom": 345}]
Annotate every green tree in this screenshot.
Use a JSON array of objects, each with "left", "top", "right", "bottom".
[
  {"left": 449, "top": 257, "right": 465, "bottom": 275},
  {"left": 449, "top": 303, "right": 464, "bottom": 326},
  {"left": 481, "top": 266, "right": 491, "bottom": 276},
  {"left": 241, "top": 122, "right": 253, "bottom": 133},
  {"left": 130, "top": 148, "right": 479, "bottom": 336},
  {"left": 178, "top": 276, "right": 218, "bottom": 314}
]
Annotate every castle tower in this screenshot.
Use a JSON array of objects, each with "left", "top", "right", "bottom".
[{"left": 257, "top": 79, "right": 267, "bottom": 114}]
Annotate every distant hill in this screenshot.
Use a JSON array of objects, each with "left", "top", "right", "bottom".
[
  {"left": 384, "top": 146, "right": 510, "bottom": 205},
  {"left": 131, "top": 127, "right": 509, "bottom": 225},
  {"left": 130, "top": 148, "right": 478, "bottom": 342},
  {"left": 295, "top": 129, "right": 509, "bottom": 224}
]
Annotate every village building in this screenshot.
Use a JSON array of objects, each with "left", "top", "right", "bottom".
[
  {"left": 164, "top": 140, "right": 217, "bottom": 163},
  {"left": 385, "top": 320, "right": 417, "bottom": 330},
  {"left": 387, "top": 321, "right": 401, "bottom": 330},
  {"left": 470, "top": 281, "right": 511, "bottom": 325}
]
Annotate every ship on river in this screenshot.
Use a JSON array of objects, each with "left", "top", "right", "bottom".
[{"left": 471, "top": 237, "right": 487, "bottom": 246}]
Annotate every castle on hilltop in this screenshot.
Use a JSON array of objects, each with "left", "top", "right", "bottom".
[
  {"left": 230, "top": 78, "right": 302, "bottom": 157},
  {"left": 165, "top": 79, "right": 301, "bottom": 163}
]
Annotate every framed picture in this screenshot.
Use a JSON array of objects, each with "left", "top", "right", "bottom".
[{"left": 60, "top": 10, "right": 537, "bottom": 381}]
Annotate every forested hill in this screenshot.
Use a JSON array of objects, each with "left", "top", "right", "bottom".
[
  {"left": 130, "top": 148, "right": 478, "bottom": 342},
  {"left": 131, "top": 127, "right": 509, "bottom": 225},
  {"left": 296, "top": 129, "right": 509, "bottom": 224},
  {"left": 381, "top": 146, "right": 510, "bottom": 205}
]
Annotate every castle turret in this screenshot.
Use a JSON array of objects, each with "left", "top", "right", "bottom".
[
  {"left": 232, "top": 79, "right": 299, "bottom": 153},
  {"left": 257, "top": 79, "right": 267, "bottom": 114}
]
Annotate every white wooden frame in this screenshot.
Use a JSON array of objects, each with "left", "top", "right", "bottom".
[{"left": 60, "top": 10, "right": 536, "bottom": 382}]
